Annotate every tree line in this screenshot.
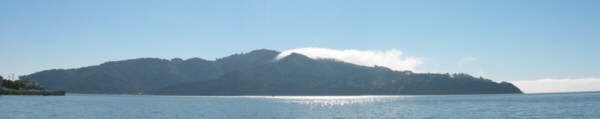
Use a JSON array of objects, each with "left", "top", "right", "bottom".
[{"left": 1, "top": 75, "right": 43, "bottom": 90}]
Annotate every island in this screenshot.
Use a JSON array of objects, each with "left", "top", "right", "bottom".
[
  {"left": 19, "top": 49, "right": 522, "bottom": 95},
  {"left": 1, "top": 75, "right": 65, "bottom": 96}
]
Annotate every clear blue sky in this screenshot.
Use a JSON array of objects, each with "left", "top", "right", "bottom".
[{"left": 1, "top": 0, "right": 598, "bottom": 81}]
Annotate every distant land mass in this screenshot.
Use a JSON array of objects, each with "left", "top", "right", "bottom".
[{"left": 21, "top": 49, "right": 522, "bottom": 95}]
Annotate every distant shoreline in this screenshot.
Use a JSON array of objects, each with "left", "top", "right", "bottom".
[
  {"left": 60, "top": 91, "right": 600, "bottom": 97},
  {"left": 61, "top": 92, "right": 526, "bottom": 97},
  {"left": 0, "top": 88, "right": 65, "bottom": 96}
]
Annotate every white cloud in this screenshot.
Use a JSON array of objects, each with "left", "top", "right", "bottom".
[
  {"left": 511, "top": 78, "right": 600, "bottom": 93},
  {"left": 276, "top": 47, "right": 422, "bottom": 71}
]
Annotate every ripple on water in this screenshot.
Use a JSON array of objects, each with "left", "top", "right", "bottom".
[{"left": 256, "top": 95, "right": 414, "bottom": 107}]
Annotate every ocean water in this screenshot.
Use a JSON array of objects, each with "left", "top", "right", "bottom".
[{"left": 1, "top": 92, "right": 599, "bottom": 119}]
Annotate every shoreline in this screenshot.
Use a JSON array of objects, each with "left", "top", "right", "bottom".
[
  {"left": 63, "top": 91, "right": 600, "bottom": 97},
  {"left": 0, "top": 89, "right": 65, "bottom": 96},
  {"left": 63, "top": 92, "right": 526, "bottom": 97}
]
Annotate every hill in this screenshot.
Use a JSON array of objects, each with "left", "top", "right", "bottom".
[{"left": 21, "top": 49, "right": 522, "bottom": 95}]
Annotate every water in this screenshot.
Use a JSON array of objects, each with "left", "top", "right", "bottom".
[{"left": 1, "top": 92, "right": 599, "bottom": 119}]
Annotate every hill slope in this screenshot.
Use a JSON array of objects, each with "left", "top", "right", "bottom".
[{"left": 21, "top": 49, "right": 522, "bottom": 95}]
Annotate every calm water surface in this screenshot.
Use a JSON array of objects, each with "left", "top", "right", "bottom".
[{"left": 1, "top": 92, "right": 599, "bottom": 119}]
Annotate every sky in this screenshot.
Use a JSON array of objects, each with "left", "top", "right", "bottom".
[{"left": 1, "top": 0, "right": 599, "bottom": 93}]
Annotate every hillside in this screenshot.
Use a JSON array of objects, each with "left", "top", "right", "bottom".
[{"left": 21, "top": 49, "right": 522, "bottom": 95}]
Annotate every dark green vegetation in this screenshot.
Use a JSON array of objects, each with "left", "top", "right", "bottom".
[
  {"left": 1, "top": 75, "right": 65, "bottom": 96},
  {"left": 21, "top": 49, "right": 522, "bottom": 95}
]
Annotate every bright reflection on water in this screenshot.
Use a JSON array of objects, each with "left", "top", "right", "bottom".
[
  {"left": 259, "top": 96, "right": 411, "bottom": 107},
  {"left": 2, "top": 93, "right": 600, "bottom": 119},
  {"left": 167, "top": 95, "right": 411, "bottom": 107}
]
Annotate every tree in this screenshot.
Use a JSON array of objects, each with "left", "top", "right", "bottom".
[
  {"left": 0, "top": 75, "right": 4, "bottom": 88},
  {"left": 2, "top": 79, "right": 16, "bottom": 89},
  {"left": 1, "top": 79, "right": 43, "bottom": 90}
]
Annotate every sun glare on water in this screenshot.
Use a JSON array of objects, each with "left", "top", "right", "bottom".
[{"left": 251, "top": 96, "right": 412, "bottom": 107}]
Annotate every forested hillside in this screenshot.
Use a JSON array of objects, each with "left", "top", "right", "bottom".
[{"left": 21, "top": 49, "right": 522, "bottom": 95}]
